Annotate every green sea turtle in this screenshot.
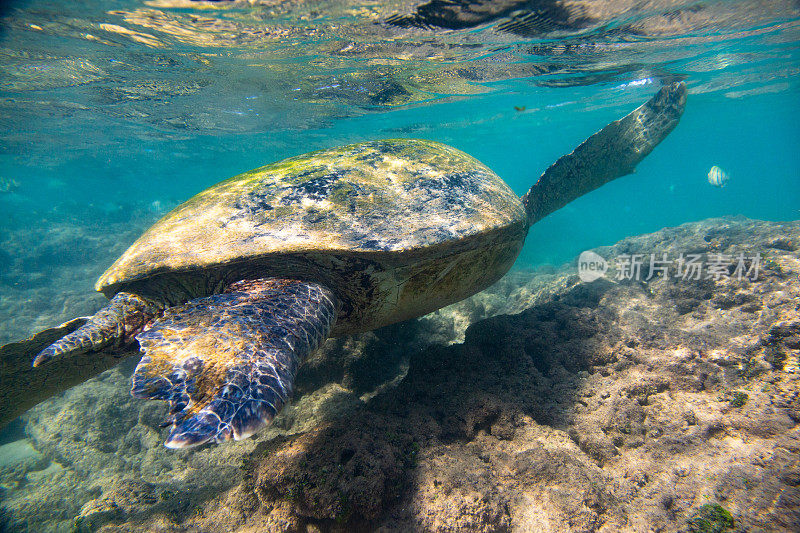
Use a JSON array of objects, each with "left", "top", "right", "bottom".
[{"left": 0, "top": 83, "right": 686, "bottom": 448}]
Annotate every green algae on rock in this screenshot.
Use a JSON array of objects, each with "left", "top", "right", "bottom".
[
  {"left": 728, "top": 391, "right": 749, "bottom": 408},
  {"left": 2, "top": 217, "right": 797, "bottom": 532},
  {"left": 687, "top": 503, "right": 735, "bottom": 533}
]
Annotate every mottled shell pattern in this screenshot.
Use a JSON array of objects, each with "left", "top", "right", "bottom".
[{"left": 97, "top": 139, "right": 528, "bottom": 334}]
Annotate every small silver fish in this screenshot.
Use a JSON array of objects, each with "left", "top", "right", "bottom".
[{"left": 707, "top": 165, "right": 730, "bottom": 187}]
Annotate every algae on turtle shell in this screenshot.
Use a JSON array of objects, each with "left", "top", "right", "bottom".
[{"left": 1, "top": 83, "right": 686, "bottom": 448}]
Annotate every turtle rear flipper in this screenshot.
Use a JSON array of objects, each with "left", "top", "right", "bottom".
[
  {"left": 0, "top": 294, "right": 156, "bottom": 429},
  {"left": 32, "top": 292, "right": 160, "bottom": 366},
  {"left": 0, "top": 318, "right": 140, "bottom": 428},
  {"left": 523, "top": 81, "right": 687, "bottom": 225},
  {"left": 131, "top": 278, "right": 337, "bottom": 449}
]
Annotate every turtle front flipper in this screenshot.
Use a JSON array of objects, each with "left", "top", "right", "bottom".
[
  {"left": 131, "top": 278, "right": 338, "bottom": 449},
  {"left": 522, "top": 81, "right": 687, "bottom": 225},
  {"left": 33, "top": 292, "right": 161, "bottom": 366}
]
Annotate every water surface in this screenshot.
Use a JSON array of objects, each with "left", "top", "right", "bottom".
[{"left": 0, "top": 0, "right": 798, "bottom": 337}]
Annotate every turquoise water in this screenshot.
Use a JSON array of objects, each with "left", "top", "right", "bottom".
[
  {"left": 0, "top": 1, "right": 798, "bottom": 344},
  {"left": 0, "top": 1, "right": 799, "bottom": 530}
]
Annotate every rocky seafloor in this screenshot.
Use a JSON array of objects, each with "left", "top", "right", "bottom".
[{"left": 1, "top": 216, "right": 798, "bottom": 532}]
